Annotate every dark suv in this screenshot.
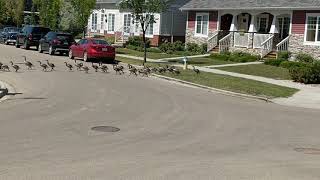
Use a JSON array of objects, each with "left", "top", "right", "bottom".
[
  {"left": 16, "top": 26, "right": 50, "bottom": 50},
  {"left": 39, "top": 32, "right": 75, "bottom": 55}
]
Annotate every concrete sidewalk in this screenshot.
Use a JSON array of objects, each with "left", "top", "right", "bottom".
[{"left": 205, "top": 61, "right": 264, "bottom": 68}]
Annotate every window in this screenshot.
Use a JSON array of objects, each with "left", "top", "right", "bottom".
[
  {"left": 305, "top": 14, "right": 320, "bottom": 44},
  {"left": 195, "top": 13, "right": 209, "bottom": 36},
  {"left": 146, "top": 15, "right": 154, "bottom": 36},
  {"left": 91, "top": 13, "right": 98, "bottom": 31},
  {"left": 101, "top": 13, "right": 104, "bottom": 30},
  {"left": 257, "top": 16, "right": 269, "bottom": 33},
  {"left": 108, "top": 13, "right": 115, "bottom": 32},
  {"left": 123, "top": 14, "right": 132, "bottom": 34}
]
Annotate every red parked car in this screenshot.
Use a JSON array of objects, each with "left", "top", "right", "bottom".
[{"left": 69, "top": 38, "right": 115, "bottom": 62}]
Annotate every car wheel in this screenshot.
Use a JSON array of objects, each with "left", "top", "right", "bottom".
[
  {"left": 69, "top": 49, "right": 74, "bottom": 59},
  {"left": 49, "top": 46, "right": 55, "bottom": 55},
  {"left": 24, "top": 41, "right": 30, "bottom": 50},
  {"left": 5, "top": 41, "right": 8, "bottom": 45},
  {"left": 38, "top": 44, "right": 43, "bottom": 53},
  {"left": 15, "top": 42, "right": 20, "bottom": 48},
  {"left": 83, "top": 52, "right": 89, "bottom": 62}
]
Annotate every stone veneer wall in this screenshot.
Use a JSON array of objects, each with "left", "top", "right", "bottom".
[
  {"left": 185, "top": 28, "right": 216, "bottom": 45},
  {"left": 289, "top": 34, "right": 320, "bottom": 59}
]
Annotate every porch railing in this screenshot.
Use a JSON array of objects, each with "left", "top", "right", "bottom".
[
  {"left": 260, "top": 34, "right": 274, "bottom": 58},
  {"left": 114, "top": 26, "right": 133, "bottom": 44},
  {"left": 276, "top": 35, "right": 290, "bottom": 57},
  {"left": 219, "top": 33, "right": 232, "bottom": 53},
  {"left": 207, "top": 31, "right": 219, "bottom": 52}
]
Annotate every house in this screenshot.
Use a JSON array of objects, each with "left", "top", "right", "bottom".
[
  {"left": 88, "top": 0, "right": 188, "bottom": 46},
  {"left": 180, "top": 0, "right": 320, "bottom": 59}
]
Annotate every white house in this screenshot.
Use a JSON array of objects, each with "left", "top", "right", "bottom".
[{"left": 88, "top": 0, "right": 188, "bottom": 46}]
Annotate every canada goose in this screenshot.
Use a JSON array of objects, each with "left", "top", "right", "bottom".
[
  {"left": 138, "top": 68, "right": 148, "bottom": 77},
  {"left": 128, "top": 67, "right": 137, "bottom": 76},
  {"left": 64, "top": 62, "right": 73, "bottom": 71},
  {"left": 158, "top": 66, "right": 166, "bottom": 73},
  {"left": 1, "top": 64, "right": 10, "bottom": 71},
  {"left": 10, "top": 61, "right": 20, "bottom": 72},
  {"left": 192, "top": 66, "right": 200, "bottom": 74},
  {"left": 74, "top": 59, "right": 83, "bottom": 70},
  {"left": 100, "top": 65, "right": 108, "bottom": 73},
  {"left": 46, "top": 60, "right": 55, "bottom": 71},
  {"left": 82, "top": 66, "right": 90, "bottom": 73},
  {"left": 91, "top": 62, "right": 99, "bottom": 72},
  {"left": 113, "top": 64, "right": 124, "bottom": 75},
  {"left": 23, "top": 56, "right": 33, "bottom": 70},
  {"left": 38, "top": 61, "right": 48, "bottom": 71},
  {"left": 172, "top": 68, "right": 180, "bottom": 75},
  {"left": 127, "top": 64, "right": 133, "bottom": 69}
]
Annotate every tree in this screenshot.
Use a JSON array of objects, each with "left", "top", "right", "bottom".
[
  {"left": 119, "top": 0, "right": 168, "bottom": 64},
  {"left": 33, "top": 0, "right": 62, "bottom": 30},
  {"left": 70, "top": 0, "right": 96, "bottom": 38}
]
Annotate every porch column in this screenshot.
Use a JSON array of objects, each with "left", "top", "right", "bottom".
[
  {"left": 269, "top": 13, "right": 279, "bottom": 34},
  {"left": 248, "top": 14, "right": 257, "bottom": 49},
  {"left": 229, "top": 13, "right": 238, "bottom": 47}
]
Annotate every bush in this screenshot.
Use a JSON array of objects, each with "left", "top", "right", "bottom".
[
  {"left": 210, "top": 53, "right": 230, "bottom": 61},
  {"left": 277, "top": 51, "right": 291, "bottom": 60},
  {"left": 127, "top": 36, "right": 150, "bottom": 48},
  {"left": 126, "top": 44, "right": 143, "bottom": 51},
  {"left": 147, "top": 47, "right": 162, "bottom": 53},
  {"left": 296, "top": 53, "right": 314, "bottom": 63},
  {"left": 264, "top": 59, "right": 285, "bottom": 66},
  {"left": 172, "top": 41, "right": 185, "bottom": 51},
  {"left": 186, "top": 43, "right": 200, "bottom": 53},
  {"left": 279, "top": 61, "right": 305, "bottom": 69},
  {"left": 289, "top": 61, "right": 320, "bottom": 84},
  {"left": 105, "top": 36, "right": 115, "bottom": 44},
  {"left": 228, "top": 51, "right": 258, "bottom": 62},
  {"left": 200, "top": 44, "right": 208, "bottom": 54},
  {"left": 159, "top": 42, "right": 174, "bottom": 53}
]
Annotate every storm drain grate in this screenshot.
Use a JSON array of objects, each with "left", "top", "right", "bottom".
[
  {"left": 294, "top": 148, "right": 320, "bottom": 155},
  {"left": 91, "top": 126, "right": 120, "bottom": 132}
]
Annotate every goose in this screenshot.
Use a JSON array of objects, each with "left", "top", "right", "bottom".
[
  {"left": 138, "top": 68, "right": 148, "bottom": 77},
  {"left": 1, "top": 64, "right": 10, "bottom": 71},
  {"left": 128, "top": 67, "right": 137, "bottom": 76},
  {"left": 22, "top": 56, "right": 33, "bottom": 70},
  {"left": 113, "top": 64, "right": 124, "bottom": 75},
  {"left": 172, "top": 68, "right": 180, "bottom": 75},
  {"left": 91, "top": 62, "right": 99, "bottom": 72},
  {"left": 82, "top": 66, "right": 90, "bottom": 73},
  {"left": 127, "top": 64, "right": 133, "bottom": 69},
  {"left": 64, "top": 62, "right": 73, "bottom": 71},
  {"left": 0, "top": 62, "right": 3, "bottom": 70},
  {"left": 46, "top": 60, "right": 55, "bottom": 71},
  {"left": 192, "top": 66, "right": 200, "bottom": 74},
  {"left": 158, "top": 66, "right": 166, "bottom": 73},
  {"left": 38, "top": 61, "right": 48, "bottom": 71},
  {"left": 10, "top": 61, "right": 20, "bottom": 72},
  {"left": 74, "top": 59, "right": 83, "bottom": 70},
  {"left": 100, "top": 65, "right": 109, "bottom": 73}
]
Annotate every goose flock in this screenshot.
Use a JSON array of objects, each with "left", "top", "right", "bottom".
[{"left": 0, "top": 56, "right": 197, "bottom": 77}]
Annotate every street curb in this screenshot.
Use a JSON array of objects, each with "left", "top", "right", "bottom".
[{"left": 152, "top": 74, "right": 272, "bottom": 103}]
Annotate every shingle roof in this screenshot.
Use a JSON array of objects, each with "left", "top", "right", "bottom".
[
  {"left": 180, "top": 0, "right": 320, "bottom": 10},
  {"left": 96, "top": 0, "right": 189, "bottom": 9}
]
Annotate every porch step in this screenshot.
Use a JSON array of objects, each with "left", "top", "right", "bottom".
[
  {"left": 209, "top": 46, "right": 219, "bottom": 54},
  {"left": 264, "top": 51, "right": 277, "bottom": 59}
]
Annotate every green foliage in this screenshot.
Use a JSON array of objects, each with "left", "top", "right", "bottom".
[
  {"left": 0, "top": 0, "right": 6, "bottom": 24},
  {"left": 277, "top": 51, "right": 291, "bottom": 60},
  {"left": 105, "top": 36, "right": 115, "bottom": 44},
  {"left": 289, "top": 61, "right": 320, "bottom": 84},
  {"left": 296, "top": 52, "right": 315, "bottom": 63},
  {"left": 70, "top": 0, "right": 96, "bottom": 37},
  {"left": 0, "top": 0, "right": 25, "bottom": 26},
  {"left": 211, "top": 51, "right": 258, "bottom": 62},
  {"left": 172, "top": 41, "right": 184, "bottom": 51},
  {"left": 264, "top": 59, "right": 285, "bottom": 67},
  {"left": 279, "top": 61, "right": 306, "bottom": 69},
  {"left": 127, "top": 36, "right": 150, "bottom": 48},
  {"left": 33, "top": 0, "right": 62, "bottom": 30}
]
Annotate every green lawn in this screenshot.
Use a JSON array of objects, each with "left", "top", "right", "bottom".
[
  {"left": 168, "top": 57, "right": 236, "bottom": 66},
  {"left": 216, "top": 64, "right": 292, "bottom": 80},
  {"left": 158, "top": 70, "right": 298, "bottom": 98},
  {"left": 116, "top": 48, "right": 181, "bottom": 59}
]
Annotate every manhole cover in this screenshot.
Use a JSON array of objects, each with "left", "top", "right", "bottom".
[
  {"left": 294, "top": 148, "right": 320, "bottom": 155},
  {"left": 91, "top": 126, "right": 120, "bottom": 132}
]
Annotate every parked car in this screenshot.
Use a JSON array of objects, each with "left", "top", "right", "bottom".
[
  {"left": 1, "top": 32, "right": 18, "bottom": 45},
  {"left": 69, "top": 38, "right": 115, "bottom": 62},
  {"left": 39, "top": 32, "right": 75, "bottom": 55},
  {"left": 16, "top": 25, "right": 50, "bottom": 50},
  {"left": 0, "top": 27, "right": 19, "bottom": 44}
]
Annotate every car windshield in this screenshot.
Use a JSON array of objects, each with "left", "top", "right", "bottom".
[
  {"left": 92, "top": 39, "right": 109, "bottom": 45},
  {"left": 57, "top": 34, "right": 73, "bottom": 41},
  {"left": 32, "top": 27, "right": 50, "bottom": 34}
]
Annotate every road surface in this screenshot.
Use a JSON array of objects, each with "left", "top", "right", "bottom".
[{"left": 0, "top": 44, "right": 320, "bottom": 180}]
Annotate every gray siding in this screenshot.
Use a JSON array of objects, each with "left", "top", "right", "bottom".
[{"left": 160, "top": 10, "right": 187, "bottom": 36}]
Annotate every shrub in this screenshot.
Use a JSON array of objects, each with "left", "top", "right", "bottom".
[
  {"left": 289, "top": 61, "right": 320, "bottom": 84},
  {"left": 296, "top": 53, "right": 314, "bottom": 63},
  {"left": 127, "top": 36, "right": 150, "bottom": 48},
  {"left": 105, "top": 36, "right": 115, "bottom": 44},
  {"left": 147, "top": 47, "right": 162, "bottom": 53},
  {"left": 172, "top": 41, "right": 185, "bottom": 51},
  {"left": 200, "top": 43, "right": 208, "bottom": 54},
  {"left": 264, "top": 59, "right": 285, "bottom": 66},
  {"left": 279, "top": 61, "right": 305, "bottom": 69},
  {"left": 228, "top": 51, "right": 258, "bottom": 62},
  {"left": 159, "top": 42, "right": 174, "bottom": 53},
  {"left": 210, "top": 53, "right": 230, "bottom": 61},
  {"left": 277, "top": 51, "right": 291, "bottom": 60},
  {"left": 186, "top": 43, "right": 200, "bottom": 53}
]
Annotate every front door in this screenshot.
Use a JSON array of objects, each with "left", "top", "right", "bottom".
[
  {"left": 277, "top": 17, "right": 290, "bottom": 40},
  {"left": 238, "top": 14, "right": 250, "bottom": 32},
  {"left": 123, "top": 14, "right": 132, "bottom": 35}
]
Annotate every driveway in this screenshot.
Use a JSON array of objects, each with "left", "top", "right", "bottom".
[{"left": 0, "top": 44, "right": 320, "bottom": 180}]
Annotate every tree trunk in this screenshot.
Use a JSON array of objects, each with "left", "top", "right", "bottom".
[
  {"left": 83, "top": 28, "right": 86, "bottom": 38},
  {"left": 142, "top": 32, "right": 147, "bottom": 65}
]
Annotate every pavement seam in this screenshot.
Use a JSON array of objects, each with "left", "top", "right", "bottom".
[{"left": 151, "top": 74, "right": 272, "bottom": 103}]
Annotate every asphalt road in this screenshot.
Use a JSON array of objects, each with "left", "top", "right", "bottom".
[{"left": 1, "top": 44, "right": 320, "bottom": 180}]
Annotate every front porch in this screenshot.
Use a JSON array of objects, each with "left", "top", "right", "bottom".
[{"left": 207, "top": 11, "right": 291, "bottom": 58}]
